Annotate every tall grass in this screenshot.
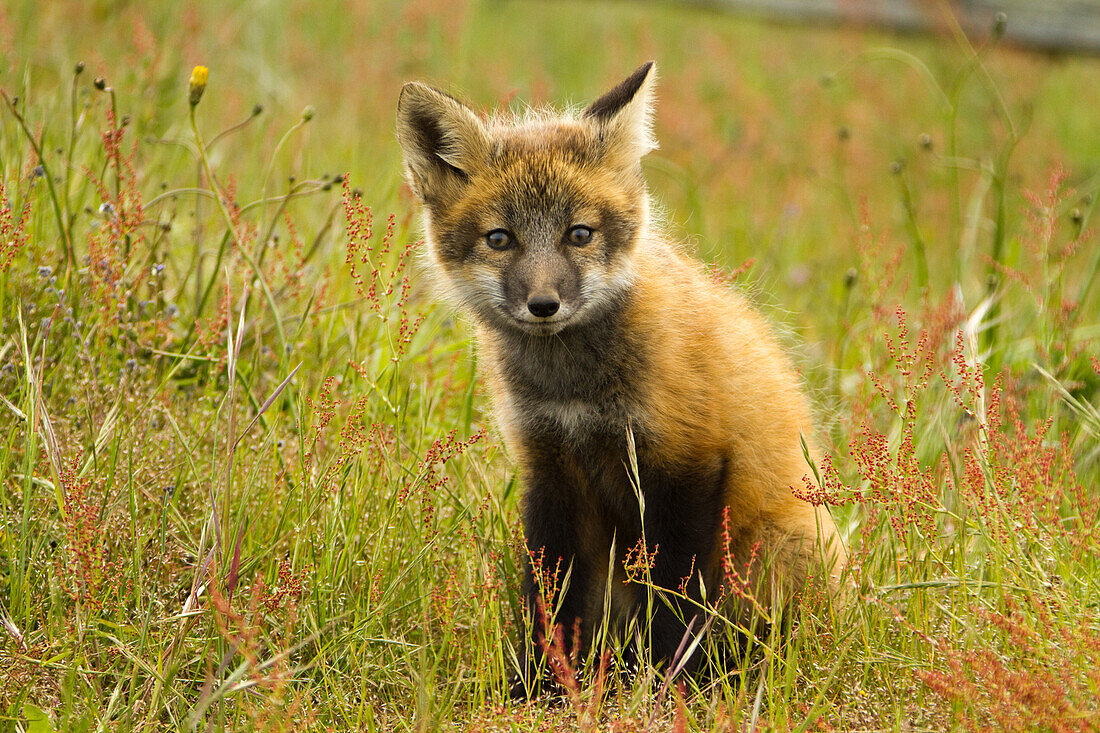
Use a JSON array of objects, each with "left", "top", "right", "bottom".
[{"left": 1, "top": 0, "right": 1098, "bottom": 730}]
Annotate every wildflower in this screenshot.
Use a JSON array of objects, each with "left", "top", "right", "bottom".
[
  {"left": 301, "top": 105, "right": 315, "bottom": 122},
  {"left": 189, "top": 65, "right": 208, "bottom": 106}
]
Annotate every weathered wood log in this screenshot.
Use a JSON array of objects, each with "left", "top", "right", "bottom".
[{"left": 673, "top": 0, "right": 1100, "bottom": 54}]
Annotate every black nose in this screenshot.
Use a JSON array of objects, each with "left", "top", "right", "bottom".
[{"left": 527, "top": 295, "right": 560, "bottom": 318}]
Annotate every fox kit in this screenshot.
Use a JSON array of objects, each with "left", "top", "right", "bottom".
[{"left": 396, "top": 62, "right": 845, "bottom": 693}]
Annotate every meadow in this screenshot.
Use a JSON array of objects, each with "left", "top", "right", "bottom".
[{"left": 2, "top": 0, "right": 1099, "bottom": 730}]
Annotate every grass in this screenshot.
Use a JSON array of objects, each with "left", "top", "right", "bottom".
[{"left": 1, "top": 0, "right": 1099, "bottom": 730}]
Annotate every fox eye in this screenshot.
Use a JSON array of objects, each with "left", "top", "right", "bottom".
[
  {"left": 567, "top": 225, "right": 593, "bottom": 245},
  {"left": 485, "top": 229, "right": 514, "bottom": 251}
]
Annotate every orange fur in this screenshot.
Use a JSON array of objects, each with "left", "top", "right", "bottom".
[{"left": 397, "top": 62, "right": 846, "bottom": 688}]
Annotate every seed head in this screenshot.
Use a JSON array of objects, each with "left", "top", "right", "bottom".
[
  {"left": 189, "top": 66, "right": 209, "bottom": 106},
  {"left": 844, "top": 267, "right": 858, "bottom": 289}
]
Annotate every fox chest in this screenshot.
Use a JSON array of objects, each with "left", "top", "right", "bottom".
[
  {"left": 493, "top": 356, "right": 643, "bottom": 449},
  {"left": 487, "top": 322, "right": 645, "bottom": 441}
]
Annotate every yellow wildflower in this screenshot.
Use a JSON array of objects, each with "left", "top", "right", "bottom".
[{"left": 189, "top": 66, "right": 208, "bottom": 106}]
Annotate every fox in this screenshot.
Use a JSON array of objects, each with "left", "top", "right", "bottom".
[{"left": 395, "top": 61, "right": 846, "bottom": 695}]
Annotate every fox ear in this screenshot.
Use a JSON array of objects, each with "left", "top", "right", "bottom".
[
  {"left": 584, "top": 61, "right": 657, "bottom": 166},
  {"left": 396, "top": 83, "right": 491, "bottom": 202}
]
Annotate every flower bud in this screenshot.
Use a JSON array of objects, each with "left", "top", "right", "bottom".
[{"left": 189, "top": 65, "right": 209, "bottom": 106}]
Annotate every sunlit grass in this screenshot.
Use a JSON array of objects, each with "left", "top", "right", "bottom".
[{"left": 1, "top": 0, "right": 1098, "bottom": 730}]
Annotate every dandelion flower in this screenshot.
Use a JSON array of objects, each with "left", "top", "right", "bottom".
[{"left": 189, "top": 66, "right": 208, "bottom": 106}]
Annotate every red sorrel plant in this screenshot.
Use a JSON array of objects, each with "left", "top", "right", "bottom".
[
  {"left": 622, "top": 539, "right": 660, "bottom": 586},
  {"left": 83, "top": 109, "right": 160, "bottom": 345},
  {"left": 53, "top": 453, "right": 130, "bottom": 619},
  {"left": 0, "top": 179, "right": 29, "bottom": 274},
  {"left": 343, "top": 177, "right": 426, "bottom": 366},
  {"left": 825, "top": 147, "right": 1099, "bottom": 728},
  {"left": 814, "top": 299, "right": 965, "bottom": 576},
  {"left": 1011, "top": 164, "right": 1095, "bottom": 380},
  {"left": 718, "top": 507, "right": 766, "bottom": 616},
  {"left": 945, "top": 366, "right": 1098, "bottom": 557},
  {"left": 195, "top": 572, "right": 316, "bottom": 732},
  {"left": 301, "top": 387, "right": 397, "bottom": 495},
  {"left": 918, "top": 594, "right": 1100, "bottom": 731},
  {"left": 398, "top": 427, "right": 485, "bottom": 537},
  {"left": 528, "top": 593, "right": 619, "bottom": 733}
]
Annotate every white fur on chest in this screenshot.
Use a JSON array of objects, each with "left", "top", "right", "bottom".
[{"left": 497, "top": 390, "right": 634, "bottom": 441}]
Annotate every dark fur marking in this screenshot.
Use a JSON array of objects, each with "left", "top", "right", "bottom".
[
  {"left": 516, "top": 418, "right": 729, "bottom": 685},
  {"left": 584, "top": 61, "right": 654, "bottom": 122},
  {"left": 505, "top": 286, "right": 728, "bottom": 687},
  {"left": 405, "top": 107, "right": 470, "bottom": 182},
  {"left": 494, "top": 293, "right": 633, "bottom": 406},
  {"left": 633, "top": 451, "right": 728, "bottom": 674},
  {"left": 596, "top": 202, "right": 637, "bottom": 261}
]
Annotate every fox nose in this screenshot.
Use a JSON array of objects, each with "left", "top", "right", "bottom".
[{"left": 527, "top": 295, "right": 560, "bottom": 318}]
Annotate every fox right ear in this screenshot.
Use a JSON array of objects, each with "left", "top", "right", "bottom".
[
  {"left": 396, "top": 83, "right": 490, "bottom": 202},
  {"left": 584, "top": 61, "right": 657, "bottom": 168}
]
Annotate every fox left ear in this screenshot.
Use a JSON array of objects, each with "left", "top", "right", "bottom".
[
  {"left": 584, "top": 61, "right": 657, "bottom": 166},
  {"left": 396, "top": 82, "right": 491, "bottom": 204}
]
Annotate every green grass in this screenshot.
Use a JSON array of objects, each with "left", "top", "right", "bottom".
[{"left": 2, "top": 0, "right": 1099, "bottom": 730}]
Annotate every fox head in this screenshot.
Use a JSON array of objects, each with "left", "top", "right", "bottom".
[{"left": 396, "top": 62, "right": 657, "bottom": 335}]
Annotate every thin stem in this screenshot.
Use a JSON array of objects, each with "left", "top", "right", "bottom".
[
  {"left": 1, "top": 90, "right": 74, "bottom": 272},
  {"left": 259, "top": 116, "right": 310, "bottom": 201},
  {"left": 189, "top": 105, "right": 289, "bottom": 364}
]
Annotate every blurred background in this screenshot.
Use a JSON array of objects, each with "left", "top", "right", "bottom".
[{"left": 6, "top": 0, "right": 1099, "bottom": 326}]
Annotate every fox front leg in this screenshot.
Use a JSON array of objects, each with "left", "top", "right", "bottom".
[
  {"left": 512, "top": 471, "right": 592, "bottom": 699},
  {"left": 635, "top": 456, "right": 729, "bottom": 677}
]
